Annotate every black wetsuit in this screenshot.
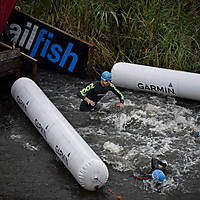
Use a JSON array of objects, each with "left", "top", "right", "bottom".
[
  {"left": 77, "top": 81, "right": 124, "bottom": 111},
  {"left": 135, "top": 158, "right": 167, "bottom": 180}
]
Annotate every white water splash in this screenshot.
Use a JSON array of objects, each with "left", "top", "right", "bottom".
[
  {"left": 10, "top": 134, "right": 40, "bottom": 151},
  {"left": 23, "top": 142, "right": 40, "bottom": 151},
  {"left": 10, "top": 134, "right": 22, "bottom": 140},
  {"left": 103, "top": 141, "right": 124, "bottom": 154},
  {"left": 98, "top": 94, "right": 200, "bottom": 192}
]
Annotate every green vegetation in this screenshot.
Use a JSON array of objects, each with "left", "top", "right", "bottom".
[{"left": 17, "top": 0, "right": 200, "bottom": 73}]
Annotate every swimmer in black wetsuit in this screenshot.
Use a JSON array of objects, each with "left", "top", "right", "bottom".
[
  {"left": 135, "top": 158, "right": 167, "bottom": 183},
  {"left": 77, "top": 71, "right": 124, "bottom": 112}
]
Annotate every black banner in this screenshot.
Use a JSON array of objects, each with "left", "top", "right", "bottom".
[{"left": 6, "top": 9, "right": 92, "bottom": 78}]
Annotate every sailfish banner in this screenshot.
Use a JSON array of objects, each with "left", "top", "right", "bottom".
[{"left": 4, "top": 9, "right": 92, "bottom": 78}]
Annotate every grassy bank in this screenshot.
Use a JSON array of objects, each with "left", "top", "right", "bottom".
[{"left": 17, "top": 0, "right": 200, "bottom": 73}]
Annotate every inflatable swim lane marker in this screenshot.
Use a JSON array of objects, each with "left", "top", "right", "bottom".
[
  {"left": 111, "top": 62, "right": 200, "bottom": 101},
  {"left": 11, "top": 77, "right": 109, "bottom": 191}
]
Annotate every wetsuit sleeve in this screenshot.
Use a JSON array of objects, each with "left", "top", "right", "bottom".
[
  {"left": 77, "top": 82, "right": 95, "bottom": 100},
  {"left": 109, "top": 83, "right": 124, "bottom": 104},
  {"left": 151, "top": 158, "right": 167, "bottom": 170}
]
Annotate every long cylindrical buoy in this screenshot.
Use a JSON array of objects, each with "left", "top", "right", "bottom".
[
  {"left": 111, "top": 62, "right": 200, "bottom": 101},
  {"left": 11, "top": 77, "right": 109, "bottom": 191}
]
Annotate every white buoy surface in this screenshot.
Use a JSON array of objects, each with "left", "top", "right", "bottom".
[
  {"left": 112, "top": 62, "right": 200, "bottom": 101},
  {"left": 11, "top": 77, "right": 109, "bottom": 191}
]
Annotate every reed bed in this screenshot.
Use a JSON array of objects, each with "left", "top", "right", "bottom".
[{"left": 17, "top": 0, "right": 200, "bottom": 73}]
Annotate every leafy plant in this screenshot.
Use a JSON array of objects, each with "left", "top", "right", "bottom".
[{"left": 17, "top": 0, "right": 200, "bottom": 74}]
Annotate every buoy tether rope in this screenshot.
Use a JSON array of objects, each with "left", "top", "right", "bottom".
[{"left": 95, "top": 177, "right": 122, "bottom": 200}]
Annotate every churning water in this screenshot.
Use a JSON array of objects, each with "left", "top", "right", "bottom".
[{"left": 0, "top": 69, "right": 200, "bottom": 200}]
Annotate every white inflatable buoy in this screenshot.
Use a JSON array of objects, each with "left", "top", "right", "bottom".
[
  {"left": 112, "top": 62, "right": 200, "bottom": 101},
  {"left": 11, "top": 77, "right": 109, "bottom": 191}
]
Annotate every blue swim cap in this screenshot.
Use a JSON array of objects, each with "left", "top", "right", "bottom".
[
  {"left": 101, "top": 71, "right": 112, "bottom": 80},
  {"left": 152, "top": 169, "right": 166, "bottom": 182}
]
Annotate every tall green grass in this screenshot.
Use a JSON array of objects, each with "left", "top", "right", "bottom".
[{"left": 17, "top": 0, "right": 200, "bottom": 73}]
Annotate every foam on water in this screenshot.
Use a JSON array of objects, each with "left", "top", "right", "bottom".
[
  {"left": 103, "top": 141, "right": 124, "bottom": 154},
  {"left": 10, "top": 134, "right": 22, "bottom": 140},
  {"left": 10, "top": 134, "right": 40, "bottom": 151},
  {"left": 23, "top": 142, "right": 40, "bottom": 151},
  {"left": 44, "top": 80, "right": 200, "bottom": 194},
  {"left": 93, "top": 94, "right": 200, "bottom": 192}
]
